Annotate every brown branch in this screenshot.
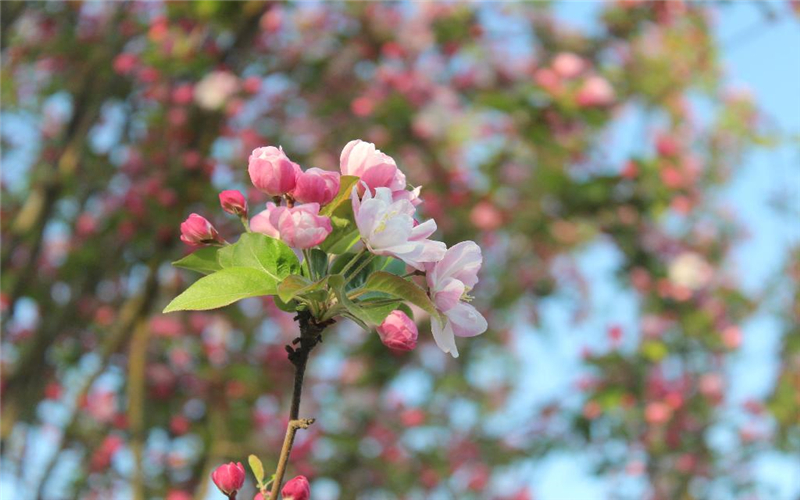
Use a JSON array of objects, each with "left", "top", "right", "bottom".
[
  {"left": 268, "top": 418, "right": 316, "bottom": 499},
  {"left": 268, "top": 310, "right": 333, "bottom": 500}
]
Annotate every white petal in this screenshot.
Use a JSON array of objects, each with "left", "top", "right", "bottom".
[
  {"left": 433, "top": 277, "right": 464, "bottom": 312},
  {"left": 446, "top": 302, "right": 488, "bottom": 338},
  {"left": 435, "top": 241, "right": 482, "bottom": 289},
  {"left": 431, "top": 317, "right": 459, "bottom": 358},
  {"left": 409, "top": 219, "right": 437, "bottom": 241}
]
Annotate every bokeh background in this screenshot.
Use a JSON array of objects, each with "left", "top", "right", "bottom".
[{"left": 1, "top": 2, "right": 799, "bottom": 499}]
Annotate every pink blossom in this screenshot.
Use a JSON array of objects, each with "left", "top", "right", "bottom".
[
  {"left": 281, "top": 476, "right": 310, "bottom": 500},
  {"left": 552, "top": 52, "right": 587, "bottom": 79},
  {"left": 194, "top": 70, "right": 239, "bottom": 110},
  {"left": 352, "top": 186, "right": 445, "bottom": 270},
  {"left": 425, "top": 241, "right": 487, "bottom": 358},
  {"left": 292, "top": 167, "right": 340, "bottom": 206},
  {"left": 113, "top": 53, "right": 138, "bottom": 75},
  {"left": 377, "top": 311, "right": 418, "bottom": 351},
  {"left": 699, "top": 373, "right": 724, "bottom": 402},
  {"left": 645, "top": 401, "right": 672, "bottom": 425},
  {"left": 219, "top": 190, "right": 248, "bottom": 217},
  {"left": 250, "top": 202, "right": 281, "bottom": 239},
  {"left": 242, "top": 76, "right": 262, "bottom": 94},
  {"left": 722, "top": 325, "right": 742, "bottom": 349},
  {"left": 351, "top": 96, "right": 375, "bottom": 116},
  {"left": 211, "top": 462, "right": 245, "bottom": 496},
  {"left": 248, "top": 146, "right": 301, "bottom": 196},
  {"left": 469, "top": 201, "right": 503, "bottom": 231},
  {"left": 180, "top": 214, "right": 223, "bottom": 246},
  {"left": 340, "top": 139, "right": 406, "bottom": 193},
  {"left": 166, "top": 491, "right": 192, "bottom": 500},
  {"left": 583, "top": 401, "right": 602, "bottom": 419},
  {"left": 171, "top": 84, "right": 194, "bottom": 105},
  {"left": 534, "top": 68, "right": 562, "bottom": 94},
  {"left": 576, "top": 76, "right": 615, "bottom": 107},
  {"left": 269, "top": 203, "right": 332, "bottom": 249}
]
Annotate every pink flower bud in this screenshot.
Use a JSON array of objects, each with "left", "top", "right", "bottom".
[
  {"left": 268, "top": 203, "right": 332, "bottom": 250},
  {"left": 469, "top": 201, "right": 503, "bottom": 231},
  {"left": 376, "top": 311, "right": 418, "bottom": 351},
  {"left": 552, "top": 52, "right": 586, "bottom": 79},
  {"left": 534, "top": 68, "right": 562, "bottom": 94},
  {"left": 644, "top": 402, "right": 672, "bottom": 425},
  {"left": 166, "top": 491, "right": 192, "bottom": 500},
  {"left": 248, "top": 146, "right": 301, "bottom": 196},
  {"left": 211, "top": 462, "right": 245, "bottom": 496},
  {"left": 180, "top": 214, "right": 223, "bottom": 246},
  {"left": 722, "top": 325, "right": 742, "bottom": 349},
  {"left": 281, "top": 476, "right": 310, "bottom": 500},
  {"left": 292, "top": 168, "right": 341, "bottom": 206},
  {"left": 576, "top": 76, "right": 615, "bottom": 107},
  {"left": 113, "top": 53, "right": 139, "bottom": 75},
  {"left": 219, "top": 190, "right": 248, "bottom": 217}
]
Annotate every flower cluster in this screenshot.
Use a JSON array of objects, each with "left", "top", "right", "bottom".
[
  {"left": 176, "top": 139, "right": 487, "bottom": 357},
  {"left": 211, "top": 461, "right": 309, "bottom": 500}
]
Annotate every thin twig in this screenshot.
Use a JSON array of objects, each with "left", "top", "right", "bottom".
[
  {"left": 268, "top": 311, "right": 333, "bottom": 499},
  {"left": 268, "top": 418, "right": 315, "bottom": 499}
]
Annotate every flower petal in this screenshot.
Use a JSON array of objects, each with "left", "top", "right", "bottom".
[
  {"left": 431, "top": 317, "right": 459, "bottom": 358},
  {"left": 446, "top": 302, "right": 487, "bottom": 338},
  {"left": 433, "top": 277, "right": 464, "bottom": 312}
]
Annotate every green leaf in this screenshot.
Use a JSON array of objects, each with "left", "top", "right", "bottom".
[
  {"left": 277, "top": 275, "right": 312, "bottom": 303},
  {"left": 362, "top": 271, "right": 440, "bottom": 321},
  {"left": 641, "top": 340, "right": 668, "bottom": 362},
  {"left": 217, "top": 233, "right": 300, "bottom": 281},
  {"left": 379, "top": 256, "right": 407, "bottom": 276},
  {"left": 359, "top": 298, "right": 403, "bottom": 324},
  {"left": 328, "top": 274, "right": 369, "bottom": 329},
  {"left": 320, "top": 176, "right": 361, "bottom": 254},
  {"left": 172, "top": 247, "right": 221, "bottom": 275},
  {"left": 320, "top": 175, "right": 360, "bottom": 216},
  {"left": 328, "top": 275, "right": 403, "bottom": 327},
  {"left": 277, "top": 275, "right": 328, "bottom": 304},
  {"left": 308, "top": 248, "right": 329, "bottom": 278},
  {"left": 397, "top": 302, "right": 414, "bottom": 319},
  {"left": 330, "top": 252, "right": 376, "bottom": 290},
  {"left": 248, "top": 455, "right": 265, "bottom": 486},
  {"left": 273, "top": 295, "right": 299, "bottom": 314},
  {"left": 319, "top": 205, "right": 359, "bottom": 254},
  {"left": 330, "top": 252, "right": 359, "bottom": 275},
  {"left": 163, "top": 267, "right": 278, "bottom": 313}
]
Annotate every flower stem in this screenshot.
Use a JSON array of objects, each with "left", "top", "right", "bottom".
[
  {"left": 337, "top": 248, "right": 366, "bottom": 277},
  {"left": 268, "top": 310, "right": 334, "bottom": 499},
  {"left": 343, "top": 253, "right": 375, "bottom": 286},
  {"left": 302, "top": 249, "right": 314, "bottom": 280}
]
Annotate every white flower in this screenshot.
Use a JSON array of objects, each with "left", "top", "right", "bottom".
[
  {"left": 194, "top": 71, "right": 239, "bottom": 110},
  {"left": 425, "top": 241, "right": 487, "bottom": 358},
  {"left": 668, "top": 252, "right": 713, "bottom": 290},
  {"left": 351, "top": 186, "right": 444, "bottom": 270}
]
